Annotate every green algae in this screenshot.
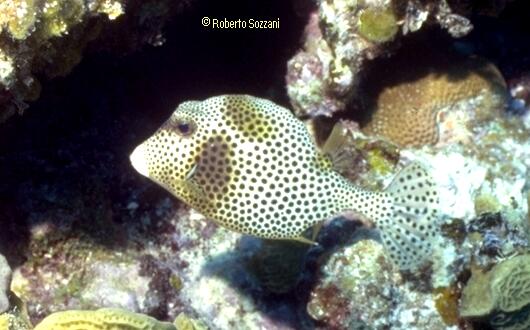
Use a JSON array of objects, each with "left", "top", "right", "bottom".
[
  {"left": 474, "top": 193, "right": 502, "bottom": 215},
  {"left": 358, "top": 7, "right": 398, "bottom": 43},
  {"left": 169, "top": 274, "right": 183, "bottom": 292},
  {"left": 366, "top": 149, "right": 393, "bottom": 175},
  {"left": 173, "top": 313, "right": 208, "bottom": 330}
]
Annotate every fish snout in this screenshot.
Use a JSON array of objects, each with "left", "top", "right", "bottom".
[{"left": 130, "top": 143, "right": 149, "bottom": 177}]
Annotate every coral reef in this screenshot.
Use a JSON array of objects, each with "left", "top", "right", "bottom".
[
  {"left": 307, "top": 238, "right": 396, "bottom": 327},
  {"left": 7, "top": 185, "right": 185, "bottom": 324},
  {"left": 1, "top": 0, "right": 529, "bottom": 329},
  {"left": 0, "top": 0, "right": 191, "bottom": 122},
  {"left": 304, "top": 84, "right": 530, "bottom": 324},
  {"left": 361, "top": 56, "right": 508, "bottom": 147},
  {"left": 0, "top": 254, "right": 11, "bottom": 313},
  {"left": 286, "top": 0, "right": 478, "bottom": 118}
]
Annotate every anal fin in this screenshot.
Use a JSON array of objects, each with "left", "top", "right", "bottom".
[{"left": 291, "top": 236, "right": 318, "bottom": 246}]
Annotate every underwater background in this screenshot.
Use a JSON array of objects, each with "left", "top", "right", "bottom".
[{"left": 1, "top": 0, "right": 530, "bottom": 329}]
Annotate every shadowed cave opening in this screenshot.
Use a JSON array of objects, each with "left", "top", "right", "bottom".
[{"left": 0, "top": 0, "right": 312, "bottom": 326}]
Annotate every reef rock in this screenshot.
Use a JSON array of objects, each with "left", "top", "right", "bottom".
[
  {"left": 0, "top": 0, "right": 191, "bottom": 122},
  {"left": 0, "top": 290, "right": 32, "bottom": 330},
  {"left": 0, "top": 254, "right": 11, "bottom": 313},
  {"left": 286, "top": 0, "right": 480, "bottom": 118},
  {"left": 307, "top": 238, "right": 449, "bottom": 329}
]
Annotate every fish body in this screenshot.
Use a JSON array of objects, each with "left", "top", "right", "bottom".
[{"left": 130, "top": 95, "right": 439, "bottom": 270}]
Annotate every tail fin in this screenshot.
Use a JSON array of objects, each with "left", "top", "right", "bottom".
[{"left": 378, "top": 163, "right": 440, "bottom": 270}]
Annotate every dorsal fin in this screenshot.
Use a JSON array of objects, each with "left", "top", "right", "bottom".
[{"left": 320, "top": 121, "right": 355, "bottom": 174}]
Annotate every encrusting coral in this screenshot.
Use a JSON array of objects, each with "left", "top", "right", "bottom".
[{"left": 361, "top": 56, "right": 508, "bottom": 147}]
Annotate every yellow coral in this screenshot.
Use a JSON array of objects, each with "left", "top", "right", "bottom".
[
  {"left": 460, "top": 267, "right": 495, "bottom": 318},
  {"left": 362, "top": 58, "right": 507, "bottom": 147},
  {"left": 0, "top": 312, "right": 31, "bottom": 330},
  {"left": 33, "top": 308, "right": 176, "bottom": 330},
  {"left": 0, "top": 0, "right": 124, "bottom": 40}
]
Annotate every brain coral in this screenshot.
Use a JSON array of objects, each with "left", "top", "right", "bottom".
[
  {"left": 33, "top": 308, "right": 176, "bottom": 330},
  {"left": 460, "top": 255, "right": 530, "bottom": 330},
  {"left": 361, "top": 56, "right": 507, "bottom": 147},
  {"left": 491, "top": 256, "right": 530, "bottom": 313}
]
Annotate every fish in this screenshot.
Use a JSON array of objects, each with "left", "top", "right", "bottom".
[{"left": 130, "top": 95, "right": 440, "bottom": 270}]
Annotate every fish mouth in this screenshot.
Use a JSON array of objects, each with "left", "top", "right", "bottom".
[{"left": 130, "top": 143, "right": 149, "bottom": 177}]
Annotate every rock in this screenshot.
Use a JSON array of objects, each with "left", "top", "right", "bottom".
[
  {"left": 0, "top": 254, "right": 11, "bottom": 313},
  {"left": 0, "top": 292, "right": 32, "bottom": 330},
  {"left": 307, "top": 239, "right": 449, "bottom": 329}
]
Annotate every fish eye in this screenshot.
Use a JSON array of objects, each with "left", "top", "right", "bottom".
[{"left": 171, "top": 118, "right": 196, "bottom": 136}]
